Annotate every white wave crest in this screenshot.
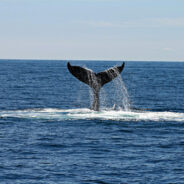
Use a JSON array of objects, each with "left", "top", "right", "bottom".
[{"left": 1, "top": 108, "right": 184, "bottom": 122}]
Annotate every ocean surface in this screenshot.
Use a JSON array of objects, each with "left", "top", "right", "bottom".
[{"left": 0, "top": 60, "right": 184, "bottom": 184}]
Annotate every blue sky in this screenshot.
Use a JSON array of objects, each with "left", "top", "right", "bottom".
[{"left": 0, "top": 0, "right": 184, "bottom": 61}]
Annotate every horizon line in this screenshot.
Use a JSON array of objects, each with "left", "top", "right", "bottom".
[{"left": 0, "top": 58, "right": 184, "bottom": 62}]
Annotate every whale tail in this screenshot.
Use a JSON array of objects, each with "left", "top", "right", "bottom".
[{"left": 67, "top": 62, "right": 125, "bottom": 111}]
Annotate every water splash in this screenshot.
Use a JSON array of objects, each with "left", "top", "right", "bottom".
[
  {"left": 106, "top": 66, "right": 131, "bottom": 111},
  {"left": 86, "top": 66, "right": 101, "bottom": 111},
  {"left": 99, "top": 87, "right": 108, "bottom": 109},
  {"left": 77, "top": 65, "right": 131, "bottom": 111},
  {"left": 113, "top": 75, "right": 131, "bottom": 111}
]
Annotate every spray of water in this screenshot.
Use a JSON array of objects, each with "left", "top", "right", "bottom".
[
  {"left": 99, "top": 87, "right": 108, "bottom": 110},
  {"left": 105, "top": 67, "right": 131, "bottom": 111},
  {"left": 86, "top": 68, "right": 100, "bottom": 111},
  {"left": 113, "top": 76, "right": 131, "bottom": 111},
  {"left": 77, "top": 65, "right": 131, "bottom": 111},
  {"left": 94, "top": 66, "right": 131, "bottom": 111}
]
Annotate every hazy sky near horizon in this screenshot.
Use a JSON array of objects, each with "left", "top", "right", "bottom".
[{"left": 0, "top": 0, "right": 184, "bottom": 61}]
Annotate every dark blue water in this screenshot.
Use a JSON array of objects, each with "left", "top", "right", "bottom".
[{"left": 0, "top": 60, "right": 184, "bottom": 184}]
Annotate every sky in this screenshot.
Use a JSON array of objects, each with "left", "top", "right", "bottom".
[{"left": 0, "top": 0, "right": 184, "bottom": 61}]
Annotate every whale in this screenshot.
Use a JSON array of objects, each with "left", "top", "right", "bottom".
[{"left": 67, "top": 62, "right": 125, "bottom": 111}]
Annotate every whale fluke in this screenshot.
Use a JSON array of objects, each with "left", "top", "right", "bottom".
[
  {"left": 67, "top": 62, "right": 125, "bottom": 111},
  {"left": 96, "top": 63, "right": 125, "bottom": 86}
]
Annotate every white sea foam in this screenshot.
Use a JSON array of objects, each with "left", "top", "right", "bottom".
[{"left": 1, "top": 108, "right": 184, "bottom": 122}]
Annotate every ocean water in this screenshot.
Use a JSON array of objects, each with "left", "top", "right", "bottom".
[{"left": 0, "top": 60, "right": 184, "bottom": 184}]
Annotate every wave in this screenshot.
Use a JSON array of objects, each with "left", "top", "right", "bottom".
[{"left": 0, "top": 108, "right": 184, "bottom": 122}]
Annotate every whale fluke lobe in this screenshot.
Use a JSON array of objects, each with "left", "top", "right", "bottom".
[
  {"left": 96, "top": 63, "right": 125, "bottom": 86},
  {"left": 67, "top": 62, "right": 125, "bottom": 111},
  {"left": 67, "top": 62, "right": 96, "bottom": 88}
]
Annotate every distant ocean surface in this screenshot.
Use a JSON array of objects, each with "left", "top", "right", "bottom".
[{"left": 0, "top": 59, "right": 184, "bottom": 184}]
